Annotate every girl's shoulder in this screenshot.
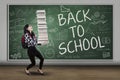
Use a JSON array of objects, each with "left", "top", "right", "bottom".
[
  {"left": 24, "top": 32, "right": 36, "bottom": 37},
  {"left": 24, "top": 32, "right": 30, "bottom": 37},
  {"left": 24, "top": 32, "right": 29, "bottom": 35}
]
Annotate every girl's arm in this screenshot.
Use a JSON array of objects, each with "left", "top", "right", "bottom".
[{"left": 35, "top": 36, "right": 41, "bottom": 45}]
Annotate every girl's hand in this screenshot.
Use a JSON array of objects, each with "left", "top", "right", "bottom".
[{"left": 37, "top": 43, "right": 41, "bottom": 45}]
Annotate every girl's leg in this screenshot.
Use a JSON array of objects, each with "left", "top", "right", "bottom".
[
  {"left": 36, "top": 52, "right": 44, "bottom": 74},
  {"left": 26, "top": 48, "right": 36, "bottom": 70},
  {"left": 34, "top": 48, "right": 44, "bottom": 69},
  {"left": 26, "top": 56, "right": 35, "bottom": 70}
]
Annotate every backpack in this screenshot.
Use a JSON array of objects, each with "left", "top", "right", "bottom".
[{"left": 21, "top": 35, "right": 28, "bottom": 49}]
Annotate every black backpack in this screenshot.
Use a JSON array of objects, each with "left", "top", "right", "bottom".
[{"left": 21, "top": 35, "right": 28, "bottom": 49}]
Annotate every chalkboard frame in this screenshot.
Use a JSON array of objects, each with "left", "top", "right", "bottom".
[{"left": 7, "top": 4, "right": 113, "bottom": 61}]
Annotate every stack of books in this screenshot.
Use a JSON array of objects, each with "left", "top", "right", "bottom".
[{"left": 36, "top": 10, "right": 49, "bottom": 45}]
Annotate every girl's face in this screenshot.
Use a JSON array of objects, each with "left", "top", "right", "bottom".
[{"left": 27, "top": 25, "right": 33, "bottom": 32}]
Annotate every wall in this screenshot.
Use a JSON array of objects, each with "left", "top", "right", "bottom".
[{"left": 0, "top": 0, "right": 120, "bottom": 65}]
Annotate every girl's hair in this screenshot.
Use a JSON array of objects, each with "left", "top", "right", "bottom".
[{"left": 24, "top": 24, "right": 35, "bottom": 37}]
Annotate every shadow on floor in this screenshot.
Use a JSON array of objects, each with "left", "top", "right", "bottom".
[{"left": 18, "top": 70, "right": 51, "bottom": 76}]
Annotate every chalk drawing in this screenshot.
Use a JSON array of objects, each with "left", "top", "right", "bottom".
[
  {"left": 16, "top": 9, "right": 25, "bottom": 17},
  {"left": 9, "top": 11, "right": 15, "bottom": 16},
  {"left": 9, "top": 34, "right": 17, "bottom": 42},
  {"left": 31, "top": 17, "right": 37, "bottom": 23},
  {"left": 101, "top": 15, "right": 105, "bottom": 19},
  {"left": 85, "top": 25, "right": 96, "bottom": 36},
  {"left": 103, "top": 52, "right": 111, "bottom": 58},
  {"left": 10, "top": 52, "right": 21, "bottom": 59},
  {"left": 60, "top": 5, "right": 71, "bottom": 12},
  {"left": 85, "top": 11, "right": 109, "bottom": 36},
  {"left": 47, "top": 35, "right": 55, "bottom": 47},
  {"left": 15, "top": 18, "right": 25, "bottom": 26},
  {"left": 15, "top": 8, "right": 33, "bottom": 17},
  {"left": 91, "top": 20, "right": 107, "bottom": 25},
  {"left": 101, "top": 37, "right": 111, "bottom": 44},
  {"left": 47, "top": 16, "right": 54, "bottom": 23},
  {"left": 56, "top": 29, "right": 68, "bottom": 41},
  {"left": 44, "top": 48, "right": 55, "bottom": 58},
  {"left": 91, "top": 11, "right": 107, "bottom": 25},
  {"left": 14, "top": 30, "right": 23, "bottom": 34},
  {"left": 22, "top": 52, "right": 28, "bottom": 58},
  {"left": 94, "top": 11, "right": 100, "bottom": 18},
  {"left": 48, "top": 28, "right": 58, "bottom": 33},
  {"left": 10, "top": 18, "right": 25, "bottom": 27}
]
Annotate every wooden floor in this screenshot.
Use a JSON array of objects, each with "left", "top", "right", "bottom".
[{"left": 0, "top": 65, "right": 120, "bottom": 80}]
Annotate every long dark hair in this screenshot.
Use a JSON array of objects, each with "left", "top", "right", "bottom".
[{"left": 24, "top": 24, "right": 35, "bottom": 37}]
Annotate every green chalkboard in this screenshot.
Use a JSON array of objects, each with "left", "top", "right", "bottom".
[{"left": 8, "top": 5, "right": 113, "bottom": 59}]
